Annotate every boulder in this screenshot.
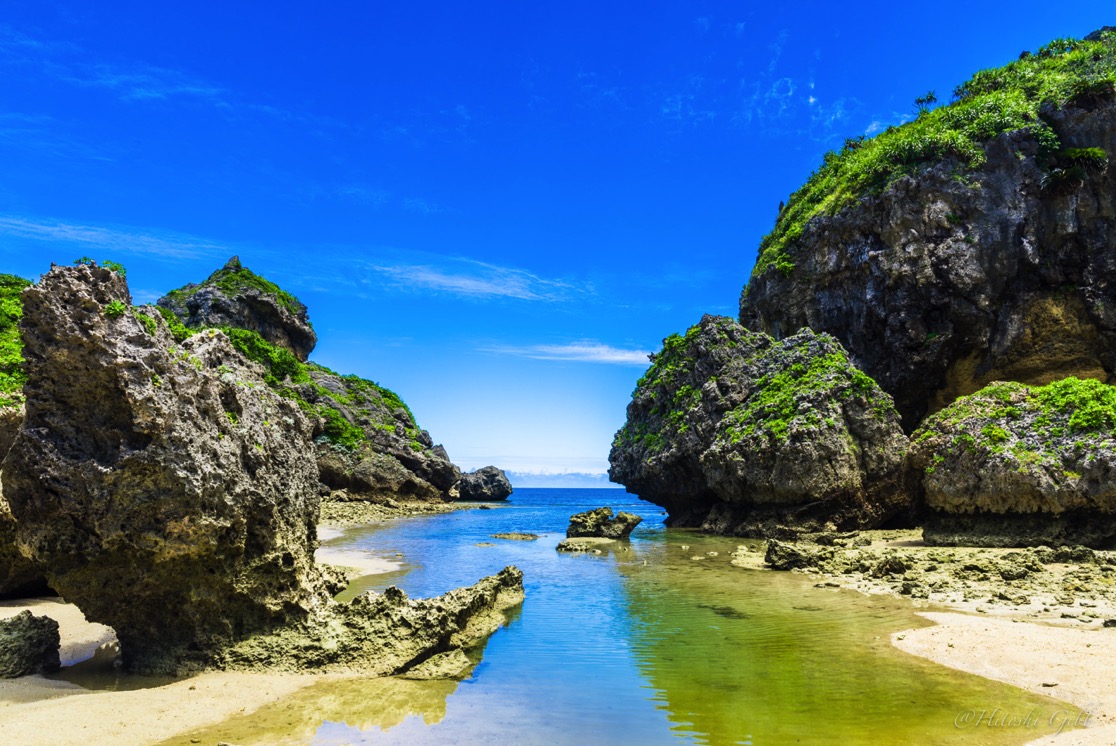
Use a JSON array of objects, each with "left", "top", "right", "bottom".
[
  {"left": 764, "top": 539, "right": 834, "bottom": 571},
  {"left": 566, "top": 507, "right": 642, "bottom": 539},
  {"left": 455, "top": 466, "right": 513, "bottom": 501},
  {"left": 158, "top": 256, "right": 317, "bottom": 361},
  {"left": 0, "top": 611, "right": 59, "bottom": 678},
  {"left": 609, "top": 315, "right": 911, "bottom": 535},
  {"left": 0, "top": 405, "right": 50, "bottom": 599},
  {"left": 911, "top": 377, "right": 1116, "bottom": 548},
  {"left": 4, "top": 264, "right": 335, "bottom": 672},
  {"left": 741, "top": 65, "right": 1116, "bottom": 431}
]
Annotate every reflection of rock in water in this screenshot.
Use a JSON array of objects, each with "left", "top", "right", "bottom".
[{"left": 616, "top": 536, "right": 1079, "bottom": 745}]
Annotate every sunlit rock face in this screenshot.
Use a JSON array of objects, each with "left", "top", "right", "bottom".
[
  {"left": 741, "top": 100, "right": 1116, "bottom": 431},
  {"left": 609, "top": 315, "right": 911, "bottom": 536},
  {"left": 4, "top": 264, "right": 334, "bottom": 672}
]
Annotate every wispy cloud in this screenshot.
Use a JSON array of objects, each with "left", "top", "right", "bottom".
[
  {"left": 368, "top": 258, "right": 575, "bottom": 302},
  {"left": 75, "top": 63, "right": 226, "bottom": 103},
  {"left": 0, "top": 215, "right": 228, "bottom": 260},
  {"left": 483, "top": 341, "right": 652, "bottom": 365}
]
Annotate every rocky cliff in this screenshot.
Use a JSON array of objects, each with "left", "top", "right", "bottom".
[
  {"left": 740, "top": 31, "right": 1116, "bottom": 430},
  {"left": 4, "top": 264, "right": 336, "bottom": 671},
  {"left": 156, "top": 260, "right": 465, "bottom": 504},
  {"left": 609, "top": 315, "right": 910, "bottom": 535}
]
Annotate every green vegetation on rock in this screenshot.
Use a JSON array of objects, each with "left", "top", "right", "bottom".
[
  {"left": 753, "top": 30, "right": 1116, "bottom": 278},
  {"left": 164, "top": 256, "right": 306, "bottom": 319},
  {"left": 0, "top": 274, "right": 31, "bottom": 407}
]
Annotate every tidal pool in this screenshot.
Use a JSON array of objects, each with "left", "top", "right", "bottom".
[{"left": 170, "top": 488, "right": 1081, "bottom": 745}]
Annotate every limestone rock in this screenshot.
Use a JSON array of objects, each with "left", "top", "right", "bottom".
[
  {"left": 764, "top": 539, "right": 834, "bottom": 571},
  {"left": 0, "top": 405, "right": 50, "bottom": 599},
  {"left": 4, "top": 264, "right": 335, "bottom": 672},
  {"left": 294, "top": 365, "right": 461, "bottom": 499},
  {"left": 911, "top": 377, "right": 1116, "bottom": 547},
  {"left": 566, "top": 507, "right": 642, "bottom": 539},
  {"left": 0, "top": 611, "right": 59, "bottom": 678},
  {"left": 219, "top": 566, "right": 524, "bottom": 674},
  {"left": 158, "top": 256, "right": 317, "bottom": 361},
  {"left": 609, "top": 315, "right": 911, "bottom": 535},
  {"left": 741, "top": 95, "right": 1116, "bottom": 430},
  {"left": 455, "top": 466, "right": 513, "bottom": 501}
]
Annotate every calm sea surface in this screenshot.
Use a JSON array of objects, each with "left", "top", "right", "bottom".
[{"left": 178, "top": 488, "right": 1080, "bottom": 745}]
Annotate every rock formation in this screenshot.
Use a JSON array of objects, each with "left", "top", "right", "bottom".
[
  {"left": 219, "top": 566, "right": 524, "bottom": 674},
  {"left": 4, "top": 264, "right": 336, "bottom": 672},
  {"left": 740, "top": 33, "right": 1116, "bottom": 430},
  {"left": 157, "top": 261, "right": 464, "bottom": 506},
  {"left": 910, "top": 377, "right": 1116, "bottom": 547},
  {"left": 455, "top": 466, "right": 513, "bottom": 501},
  {"left": 565, "top": 507, "right": 642, "bottom": 539},
  {"left": 0, "top": 611, "right": 59, "bottom": 678},
  {"left": 158, "top": 256, "right": 317, "bottom": 362},
  {"left": 609, "top": 315, "right": 911, "bottom": 535}
]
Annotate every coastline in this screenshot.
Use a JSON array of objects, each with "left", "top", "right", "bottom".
[{"left": 730, "top": 529, "right": 1116, "bottom": 743}]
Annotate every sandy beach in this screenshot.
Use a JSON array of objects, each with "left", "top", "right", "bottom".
[{"left": 894, "top": 612, "right": 1116, "bottom": 745}]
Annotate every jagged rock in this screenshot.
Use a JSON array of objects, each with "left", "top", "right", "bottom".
[
  {"left": 910, "top": 378, "right": 1116, "bottom": 547},
  {"left": 0, "top": 405, "right": 49, "bottom": 599},
  {"left": 4, "top": 264, "right": 335, "bottom": 672},
  {"left": 158, "top": 256, "right": 317, "bottom": 361},
  {"left": 455, "top": 466, "right": 513, "bottom": 501},
  {"left": 565, "top": 507, "right": 642, "bottom": 539},
  {"left": 741, "top": 56, "right": 1116, "bottom": 430},
  {"left": 609, "top": 316, "right": 911, "bottom": 535},
  {"left": 218, "top": 566, "right": 524, "bottom": 673},
  {"left": 764, "top": 539, "right": 834, "bottom": 571},
  {"left": 0, "top": 611, "right": 59, "bottom": 678}
]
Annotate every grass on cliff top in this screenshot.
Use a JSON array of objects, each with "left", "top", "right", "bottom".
[
  {"left": 751, "top": 30, "right": 1116, "bottom": 280},
  {"left": 164, "top": 257, "right": 308, "bottom": 320},
  {"left": 0, "top": 274, "right": 31, "bottom": 407}
]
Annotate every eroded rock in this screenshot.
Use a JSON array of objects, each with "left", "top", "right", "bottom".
[
  {"left": 0, "top": 611, "right": 59, "bottom": 678},
  {"left": 158, "top": 256, "right": 317, "bottom": 361},
  {"left": 455, "top": 466, "right": 513, "bottom": 501},
  {"left": 4, "top": 264, "right": 335, "bottom": 672},
  {"left": 911, "top": 378, "right": 1116, "bottom": 547},
  {"left": 609, "top": 316, "right": 911, "bottom": 535},
  {"left": 566, "top": 507, "right": 642, "bottom": 539}
]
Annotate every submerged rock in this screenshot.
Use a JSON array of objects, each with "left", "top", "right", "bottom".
[
  {"left": 4, "top": 264, "right": 335, "bottom": 672},
  {"left": 158, "top": 255, "right": 317, "bottom": 361},
  {"left": 609, "top": 316, "right": 911, "bottom": 536},
  {"left": 911, "top": 377, "right": 1116, "bottom": 548},
  {"left": 0, "top": 611, "right": 59, "bottom": 678},
  {"left": 455, "top": 466, "right": 513, "bottom": 501},
  {"left": 566, "top": 507, "right": 642, "bottom": 539}
]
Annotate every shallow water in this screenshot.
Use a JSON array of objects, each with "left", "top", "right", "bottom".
[{"left": 173, "top": 488, "right": 1082, "bottom": 745}]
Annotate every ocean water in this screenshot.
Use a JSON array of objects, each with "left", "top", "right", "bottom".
[{"left": 177, "top": 488, "right": 1080, "bottom": 745}]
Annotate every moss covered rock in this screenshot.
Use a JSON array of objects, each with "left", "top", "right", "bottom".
[
  {"left": 158, "top": 255, "right": 317, "bottom": 362},
  {"left": 0, "top": 611, "right": 59, "bottom": 678},
  {"left": 911, "top": 377, "right": 1116, "bottom": 547},
  {"left": 608, "top": 315, "right": 910, "bottom": 536},
  {"left": 741, "top": 31, "right": 1116, "bottom": 430}
]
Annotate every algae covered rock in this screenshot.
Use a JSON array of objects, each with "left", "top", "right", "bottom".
[
  {"left": 911, "top": 377, "right": 1116, "bottom": 547},
  {"left": 158, "top": 255, "right": 317, "bottom": 361},
  {"left": 455, "top": 466, "right": 513, "bottom": 501},
  {"left": 566, "top": 507, "right": 642, "bottom": 539},
  {"left": 0, "top": 611, "right": 59, "bottom": 678},
  {"left": 609, "top": 315, "right": 910, "bottom": 535},
  {"left": 3, "top": 264, "right": 335, "bottom": 672},
  {"left": 740, "top": 32, "right": 1116, "bottom": 429}
]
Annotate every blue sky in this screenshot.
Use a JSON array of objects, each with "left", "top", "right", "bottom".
[{"left": 1, "top": 3, "right": 1112, "bottom": 479}]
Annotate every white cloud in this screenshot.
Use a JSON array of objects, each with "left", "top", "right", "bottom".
[
  {"left": 369, "top": 258, "right": 574, "bottom": 301},
  {"left": 483, "top": 342, "right": 652, "bottom": 365},
  {"left": 0, "top": 215, "right": 228, "bottom": 260}
]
